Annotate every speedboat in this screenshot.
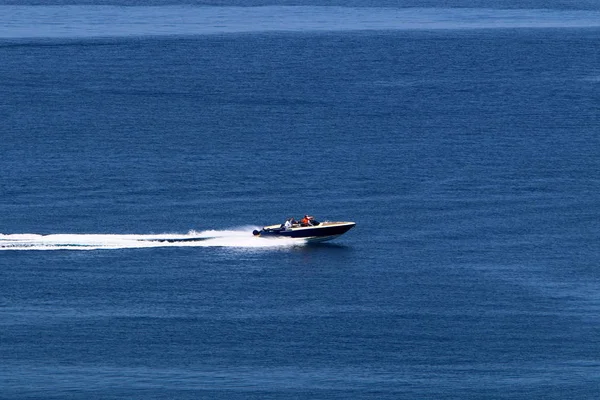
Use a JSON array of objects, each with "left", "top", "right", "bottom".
[{"left": 252, "top": 220, "right": 355, "bottom": 242}]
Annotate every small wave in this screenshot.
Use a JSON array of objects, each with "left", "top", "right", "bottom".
[{"left": 0, "top": 228, "right": 305, "bottom": 251}]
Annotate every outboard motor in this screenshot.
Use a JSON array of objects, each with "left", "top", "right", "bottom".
[{"left": 253, "top": 230, "right": 260, "bottom": 236}]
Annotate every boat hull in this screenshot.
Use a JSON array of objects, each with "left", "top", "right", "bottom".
[{"left": 253, "top": 221, "right": 355, "bottom": 242}]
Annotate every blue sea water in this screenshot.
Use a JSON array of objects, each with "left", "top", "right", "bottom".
[{"left": 1, "top": 2, "right": 600, "bottom": 398}]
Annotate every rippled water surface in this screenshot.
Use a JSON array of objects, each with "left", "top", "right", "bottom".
[
  {"left": 1, "top": 2, "right": 600, "bottom": 398},
  {"left": 2, "top": 6, "right": 600, "bottom": 38}
]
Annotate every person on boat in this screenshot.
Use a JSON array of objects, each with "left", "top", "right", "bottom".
[
  {"left": 301, "top": 215, "right": 316, "bottom": 226},
  {"left": 283, "top": 217, "right": 296, "bottom": 230}
]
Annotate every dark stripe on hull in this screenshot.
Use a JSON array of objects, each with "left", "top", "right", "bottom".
[{"left": 259, "top": 223, "right": 355, "bottom": 239}]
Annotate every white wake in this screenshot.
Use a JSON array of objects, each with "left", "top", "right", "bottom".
[{"left": 0, "top": 228, "right": 305, "bottom": 251}]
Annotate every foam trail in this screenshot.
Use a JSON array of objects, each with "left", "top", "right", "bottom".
[{"left": 0, "top": 228, "right": 305, "bottom": 251}]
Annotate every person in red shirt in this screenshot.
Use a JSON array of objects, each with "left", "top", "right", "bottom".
[{"left": 301, "top": 215, "right": 315, "bottom": 226}]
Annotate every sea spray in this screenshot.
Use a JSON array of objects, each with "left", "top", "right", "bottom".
[{"left": 0, "top": 229, "right": 305, "bottom": 251}]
